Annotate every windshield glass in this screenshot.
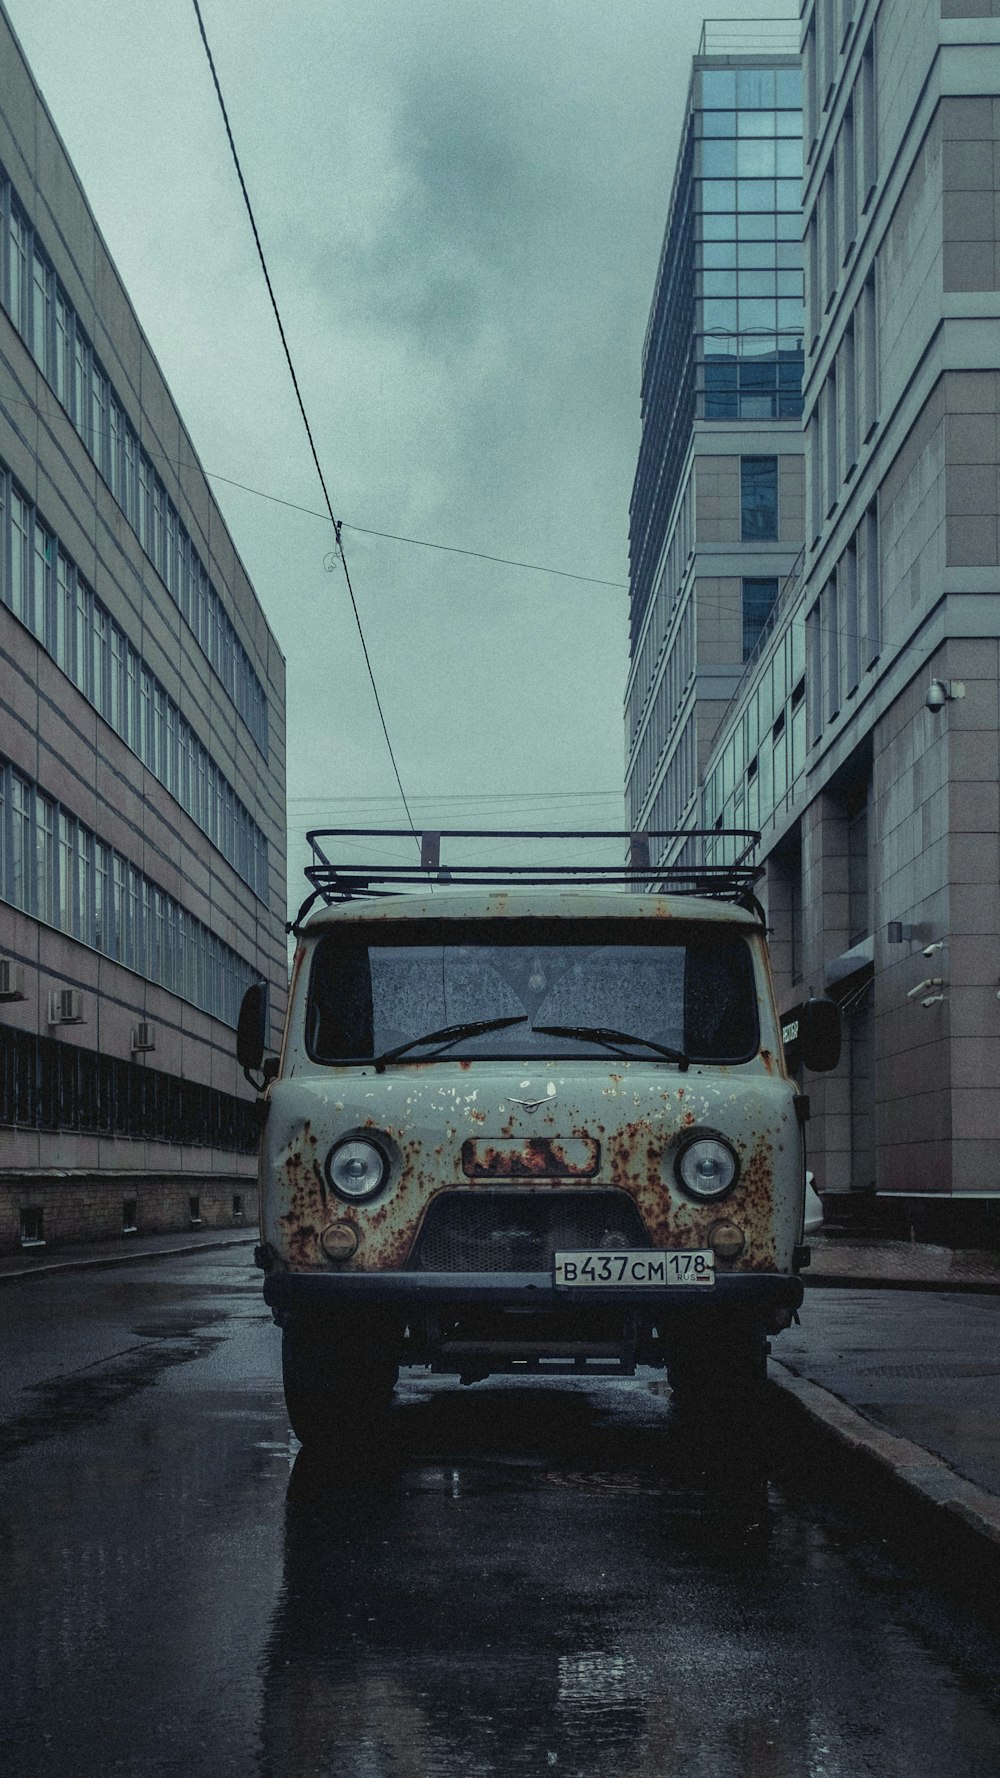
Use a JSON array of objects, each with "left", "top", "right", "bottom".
[{"left": 305, "top": 919, "right": 759, "bottom": 1064}]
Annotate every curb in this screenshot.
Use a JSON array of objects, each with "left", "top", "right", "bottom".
[
  {"left": 0, "top": 1234, "right": 257, "bottom": 1286},
  {"left": 769, "top": 1359, "right": 1000, "bottom": 1604},
  {"left": 804, "top": 1273, "right": 1000, "bottom": 1294}
]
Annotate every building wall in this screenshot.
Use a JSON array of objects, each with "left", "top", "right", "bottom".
[
  {"left": 0, "top": 3, "right": 286, "bottom": 1250},
  {"left": 700, "top": 0, "right": 1000, "bottom": 1210}
]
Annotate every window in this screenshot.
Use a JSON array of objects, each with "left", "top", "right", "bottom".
[
  {"left": 740, "top": 457, "right": 778, "bottom": 540},
  {"left": 861, "top": 272, "right": 878, "bottom": 438},
  {"left": 860, "top": 35, "right": 876, "bottom": 209},
  {"left": 31, "top": 248, "right": 51, "bottom": 372},
  {"left": 824, "top": 576, "right": 840, "bottom": 723},
  {"left": 7, "top": 206, "right": 28, "bottom": 333},
  {"left": 862, "top": 503, "right": 880, "bottom": 667},
  {"left": 122, "top": 1199, "right": 138, "bottom": 1235},
  {"left": 742, "top": 578, "right": 780, "bottom": 660},
  {"left": 843, "top": 541, "right": 860, "bottom": 695}
]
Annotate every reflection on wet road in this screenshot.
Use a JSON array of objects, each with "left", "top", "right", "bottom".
[{"left": 2, "top": 1252, "right": 1000, "bottom": 1777}]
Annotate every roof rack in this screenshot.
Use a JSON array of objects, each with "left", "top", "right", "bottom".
[{"left": 291, "top": 828, "right": 762, "bottom": 927}]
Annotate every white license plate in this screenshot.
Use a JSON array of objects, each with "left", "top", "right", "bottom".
[{"left": 553, "top": 1250, "right": 715, "bottom": 1288}]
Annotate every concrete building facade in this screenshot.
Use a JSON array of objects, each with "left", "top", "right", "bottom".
[
  {"left": 626, "top": 22, "right": 806, "bottom": 868},
  {"left": 0, "top": 4, "right": 287, "bottom": 1251},
  {"left": 701, "top": 0, "right": 1000, "bottom": 1224}
]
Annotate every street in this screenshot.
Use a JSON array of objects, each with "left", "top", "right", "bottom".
[{"left": 2, "top": 1249, "right": 1000, "bottom": 1777}]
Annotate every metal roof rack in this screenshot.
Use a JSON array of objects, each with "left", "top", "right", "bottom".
[{"left": 290, "top": 828, "right": 762, "bottom": 927}]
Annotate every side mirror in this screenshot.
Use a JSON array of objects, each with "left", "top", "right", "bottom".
[
  {"left": 798, "top": 997, "right": 842, "bottom": 1073},
  {"left": 237, "top": 983, "right": 268, "bottom": 1073}
]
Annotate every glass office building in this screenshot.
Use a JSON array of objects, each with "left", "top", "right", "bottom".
[
  {"left": 629, "top": 57, "right": 804, "bottom": 653},
  {"left": 626, "top": 39, "right": 805, "bottom": 872}
]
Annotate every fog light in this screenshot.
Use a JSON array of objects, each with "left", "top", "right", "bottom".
[
  {"left": 321, "top": 1220, "right": 359, "bottom": 1261},
  {"left": 708, "top": 1220, "right": 746, "bottom": 1261}
]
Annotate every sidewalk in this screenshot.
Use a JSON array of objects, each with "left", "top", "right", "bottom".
[
  {"left": 0, "top": 1224, "right": 257, "bottom": 1285},
  {"left": 771, "top": 1230, "right": 1000, "bottom": 1605}
]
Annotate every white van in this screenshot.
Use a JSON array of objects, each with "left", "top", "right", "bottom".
[{"left": 239, "top": 831, "right": 840, "bottom": 1446}]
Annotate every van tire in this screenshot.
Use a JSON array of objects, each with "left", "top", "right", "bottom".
[{"left": 281, "top": 1313, "right": 399, "bottom": 1448}]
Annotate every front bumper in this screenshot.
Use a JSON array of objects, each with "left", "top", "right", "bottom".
[{"left": 262, "top": 1267, "right": 804, "bottom": 1317}]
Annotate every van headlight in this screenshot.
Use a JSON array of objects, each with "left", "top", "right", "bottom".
[
  {"left": 674, "top": 1134, "right": 739, "bottom": 1203},
  {"left": 326, "top": 1138, "right": 389, "bottom": 1203}
]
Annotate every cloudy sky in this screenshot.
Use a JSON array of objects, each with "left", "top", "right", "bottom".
[{"left": 8, "top": 0, "right": 796, "bottom": 894}]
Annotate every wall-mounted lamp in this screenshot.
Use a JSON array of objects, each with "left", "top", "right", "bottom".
[{"left": 926, "top": 679, "right": 965, "bottom": 712}]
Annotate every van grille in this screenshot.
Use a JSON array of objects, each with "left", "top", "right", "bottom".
[{"left": 409, "top": 1190, "right": 650, "bottom": 1274}]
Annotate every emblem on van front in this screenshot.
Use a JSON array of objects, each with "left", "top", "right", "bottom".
[{"left": 507, "top": 1095, "right": 556, "bottom": 1113}]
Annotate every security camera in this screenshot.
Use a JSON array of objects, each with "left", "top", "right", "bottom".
[
  {"left": 926, "top": 680, "right": 947, "bottom": 712},
  {"left": 922, "top": 941, "right": 945, "bottom": 957}
]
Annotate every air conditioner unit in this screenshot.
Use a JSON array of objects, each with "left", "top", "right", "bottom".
[
  {"left": 131, "top": 1021, "right": 156, "bottom": 1054},
  {"left": 0, "top": 959, "right": 26, "bottom": 1001},
  {"left": 48, "top": 987, "right": 85, "bottom": 1025}
]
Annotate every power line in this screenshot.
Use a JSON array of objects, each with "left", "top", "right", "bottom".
[
  {"left": 205, "top": 471, "right": 627, "bottom": 588},
  {"left": 0, "top": 379, "right": 628, "bottom": 592},
  {"left": 190, "top": 0, "right": 419, "bottom": 845}
]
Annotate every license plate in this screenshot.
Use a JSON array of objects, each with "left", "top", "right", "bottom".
[{"left": 553, "top": 1250, "right": 715, "bottom": 1288}]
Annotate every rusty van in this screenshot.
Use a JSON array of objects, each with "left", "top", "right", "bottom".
[{"left": 239, "top": 830, "right": 840, "bottom": 1447}]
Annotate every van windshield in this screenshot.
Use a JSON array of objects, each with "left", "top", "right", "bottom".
[{"left": 305, "top": 920, "right": 759, "bottom": 1065}]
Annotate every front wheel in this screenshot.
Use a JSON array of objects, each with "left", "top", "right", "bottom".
[{"left": 281, "top": 1312, "right": 400, "bottom": 1448}]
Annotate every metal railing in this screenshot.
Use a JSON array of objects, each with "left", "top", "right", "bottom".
[{"left": 698, "top": 16, "right": 801, "bottom": 57}]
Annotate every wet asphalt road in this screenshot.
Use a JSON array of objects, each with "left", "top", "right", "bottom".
[{"left": 3, "top": 1250, "right": 1000, "bottom": 1778}]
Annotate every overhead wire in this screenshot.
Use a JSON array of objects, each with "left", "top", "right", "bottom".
[
  {"left": 0, "top": 379, "right": 627, "bottom": 592},
  {"left": 189, "top": 0, "right": 419, "bottom": 846}
]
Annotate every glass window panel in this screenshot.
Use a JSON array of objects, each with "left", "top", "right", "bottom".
[
  {"left": 703, "top": 360, "right": 739, "bottom": 389},
  {"left": 703, "top": 391, "right": 739, "bottom": 419},
  {"left": 738, "top": 212, "right": 777, "bottom": 240},
  {"left": 737, "top": 139, "right": 776, "bottom": 177},
  {"left": 777, "top": 270, "right": 804, "bottom": 297},
  {"left": 737, "top": 68, "right": 774, "bottom": 108},
  {"left": 701, "top": 139, "right": 736, "bottom": 177},
  {"left": 738, "top": 110, "right": 776, "bottom": 138},
  {"left": 775, "top": 69, "right": 802, "bottom": 107},
  {"left": 701, "top": 70, "right": 737, "bottom": 106},
  {"left": 775, "top": 138, "right": 802, "bottom": 177},
  {"left": 702, "top": 242, "right": 737, "bottom": 267},
  {"left": 776, "top": 180, "right": 801, "bottom": 211},
  {"left": 700, "top": 180, "right": 736, "bottom": 213},
  {"left": 776, "top": 241, "right": 801, "bottom": 268},
  {"left": 777, "top": 298, "right": 804, "bottom": 330},
  {"left": 701, "top": 214, "right": 737, "bottom": 240},
  {"left": 740, "top": 458, "right": 779, "bottom": 541},
  {"left": 738, "top": 242, "right": 777, "bottom": 268},
  {"left": 738, "top": 180, "right": 776, "bottom": 212},
  {"left": 703, "top": 271, "right": 738, "bottom": 296},
  {"left": 739, "top": 360, "right": 777, "bottom": 389},
  {"left": 703, "top": 298, "right": 738, "bottom": 331},
  {"left": 779, "top": 353, "right": 805, "bottom": 385},
  {"left": 701, "top": 110, "right": 736, "bottom": 138},
  {"left": 739, "top": 298, "right": 778, "bottom": 330},
  {"left": 741, "top": 330, "right": 780, "bottom": 355},
  {"left": 775, "top": 214, "right": 801, "bottom": 239},
  {"left": 775, "top": 109, "right": 804, "bottom": 137},
  {"left": 738, "top": 271, "right": 777, "bottom": 297},
  {"left": 739, "top": 394, "right": 775, "bottom": 420}
]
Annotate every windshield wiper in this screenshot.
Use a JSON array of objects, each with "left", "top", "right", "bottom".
[
  {"left": 373, "top": 1015, "right": 528, "bottom": 1073},
  {"left": 532, "top": 1024, "right": 690, "bottom": 1071}
]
